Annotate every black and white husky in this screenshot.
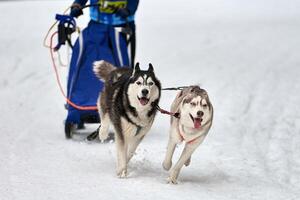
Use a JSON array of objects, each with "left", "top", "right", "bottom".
[
  {"left": 162, "top": 86, "right": 213, "bottom": 184},
  {"left": 93, "top": 60, "right": 161, "bottom": 178}
]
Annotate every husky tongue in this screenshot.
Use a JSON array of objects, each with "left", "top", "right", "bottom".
[
  {"left": 139, "top": 97, "right": 149, "bottom": 106},
  {"left": 194, "top": 118, "right": 202, "bottom": 129}
]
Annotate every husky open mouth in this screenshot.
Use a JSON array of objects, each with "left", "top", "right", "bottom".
[
  {"left": 190, "top": 114, "right": 203, "bottom": 129},
  {"left": 137, "top": 96, "right": 149, "bottom": 106}
]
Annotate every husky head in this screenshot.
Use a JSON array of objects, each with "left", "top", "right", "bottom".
[
  {"left": 127, "top": 63, "right": 161, "bottom": 109},
  {"left": 179, "top": 86, "right": 213, "bottom": 129}
]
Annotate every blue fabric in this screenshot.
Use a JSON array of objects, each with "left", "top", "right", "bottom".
[
  {"left": 66, "top": 21, "right": 129, "bottom": 123},
  {"left": 73, "top": 0, "right": 139, "bottom": 25}
]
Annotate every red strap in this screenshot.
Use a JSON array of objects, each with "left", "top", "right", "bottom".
[
  {"left": 187, "top": 137, "right": 199, "bottom": 144},
  {"left": 178, "top": 131, "right": 184, "bottom": 141},
  {"left": 156, "top": 105, "right": 180, "bottom": 118},
  {"left": 178, "top": 127, "right": 200, "bottom": 144}
]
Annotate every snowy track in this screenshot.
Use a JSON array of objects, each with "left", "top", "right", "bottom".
[{"left": 1, "top": 0, "right": 300, "bottom": 199}]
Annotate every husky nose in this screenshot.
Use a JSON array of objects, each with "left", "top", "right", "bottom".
[
  {"left": 197, "top": 111, "right": 204, "bottom": 117},
  {"left": 142, "top": 89, "right": 149, "bottom": 96}
]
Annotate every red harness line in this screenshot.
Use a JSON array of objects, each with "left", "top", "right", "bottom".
[
  {"left": 156, "top": 106, "right": 201, "bottom": 144},
  {"left": 156, "top": 105, "right": 180, "bottom": 118},
  {"left": 49, "top": 31, "right": 98, "bottom": 111}
]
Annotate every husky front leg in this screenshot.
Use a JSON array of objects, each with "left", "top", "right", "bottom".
[
  {"left": 163, "top": 126, "right": 179, "bottom": 171},
  {"left": 127, "top": 126, "right": 150, "bottom": 163},
  {"left": 162, "top": 138, "right": 177, "bottom": 171},
  {"left": 127, "top": 135, "right": 144, "bottom": 163},
  {"left": 168, "top": 136, "right": 204, "bottom": 184},
  {"left": 115, "top": 136, "right": 128, "bottom": 178},
  {"left": 167, "top": 144, "right": 197, "bottom": 184},
  {"left": 127, "top": 127, "right": 149, "bottom": 163}
]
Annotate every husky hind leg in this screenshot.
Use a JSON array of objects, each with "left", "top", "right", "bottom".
[
  {"left": 98, "top": 101, "right": 111, "bottom": 142},
  {"left": 98, "top": 113, "right": 111, "bottom": 142}
]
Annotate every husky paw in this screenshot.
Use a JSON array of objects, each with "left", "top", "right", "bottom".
[
  {"left": 162, "top": 160, "right": 172, "bottom": 171},
  {"left": 167, "top": 169, "right": 179, "bottom": 184},
  {"left": 184, "top": 158, "right": 191, "bottom": 167},
  {"left": 117, "top": 169, "right": 128, "bottom": 178},
  {"left": 99, "top": 131, "right": 108, "bottom": 142},
  {"left": 167, "top": 176, "right": 178, "bottom": 184}
]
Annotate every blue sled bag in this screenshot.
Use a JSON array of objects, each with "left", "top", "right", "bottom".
[{"left": 65, "top": 20, "right": 129, "bottom": 129}]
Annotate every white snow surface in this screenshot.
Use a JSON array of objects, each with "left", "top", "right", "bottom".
[{"left": 1, "top": 0, "right": 300, "bottom": 199}]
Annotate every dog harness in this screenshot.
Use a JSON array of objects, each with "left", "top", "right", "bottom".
[
  {"left": 178, "top": 132, "right": 200, "bottom": 144},
  {"left": 178, "top": 125, "right": 203, "bottom": 145}
]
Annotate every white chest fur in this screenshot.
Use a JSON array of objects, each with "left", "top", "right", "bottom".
[
  {"left": 126, "top": 105, "right": 153, "bottom": 127},
  {"left": 177, "top": 120, "right": 210, "bottom": 143},
  {"left": 120, "top": 117, "right": 152, "bottom": 139}
]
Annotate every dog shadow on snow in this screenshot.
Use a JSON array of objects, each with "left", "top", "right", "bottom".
[
  {"left": 124, "top": 151, "right": 231, "bottom": 185},
  {"left": 180, "top": 169, "right": 232, "bottom": 185},
  {"left": 70, "top": 130, "right": 232, "bottom": 185},
  {"left": 178, "top": 161, "right": 234, "bottom": 185},
  {"left": 128, "top": 154, "right": 233, "bottom": 185},
  {"left": 126, "top": 150, "right": 162, "bottom": 178}
]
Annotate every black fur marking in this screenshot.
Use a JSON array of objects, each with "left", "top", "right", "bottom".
[{"left": 148, "top": 100, "right": 159, "bottom": 117}]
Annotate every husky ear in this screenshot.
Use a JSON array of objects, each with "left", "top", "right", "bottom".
[
  {"left": 148, "top": 63, "right": 154, "bottom": 72},
  {"left": 132, "top": 62, "right": 140, "bottom": 75}
]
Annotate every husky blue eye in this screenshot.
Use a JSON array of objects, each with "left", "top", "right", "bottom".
[
  {"left": 190, "top": 102, "right": 196, "bottom": 106},
  {"left": 136, "top": 81, "right": 142, "bottom": 85},
  {"left": 149, "top": 82, "right": 154, "bottom": 86}
]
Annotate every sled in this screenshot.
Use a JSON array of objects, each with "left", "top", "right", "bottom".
[{"left": 64, "top": 21, "right": 131, "bottom": 139}]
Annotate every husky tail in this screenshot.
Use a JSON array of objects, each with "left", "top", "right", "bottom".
[{"left": 93, "top": 60, "right": 117, "bottom": 82}]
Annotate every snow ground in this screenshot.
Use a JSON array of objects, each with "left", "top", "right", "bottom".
[{"left": 1, "top": 0, "right": 300, "bottom": 199}]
